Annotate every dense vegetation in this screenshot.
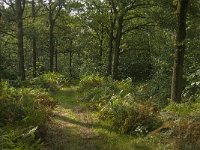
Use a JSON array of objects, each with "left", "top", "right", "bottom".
[{"left": 0, "top": 0, "right": 200, "bottom": 149}]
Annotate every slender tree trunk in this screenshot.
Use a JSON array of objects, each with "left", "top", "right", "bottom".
[
  {"left": 0, "top": 42, "right": 2, "bottom": 81},
  {"left": 69, "top": 50, "right": 72, "bottom": 77},
  {"left": 108, "top": 17, "right": 115, "bottom": 76},
  {"left": 32, "top": 0, "right": 37, "bottom": 77},
  {"left": 49, "top": 12, "right": 55, "bottom": 72},
  {"left": 99, "top": 37, "right": 103, "bottom": 59},
  {"left": 69, "top": 40, "right": 73, "bottom": 77},
  {"left": 98, "top": 23, "right": 104, "bottom": 58},
  {"left": 16, "top": 0, "right": 25, "bottom": 80},
  {"left": 55, "top": 47, "right": 58, "bottom": 72},
  {"left": 112, "top": 16, "right": 123, "bottom": 80},
  {"left": 32, "top": 37, "right": 37, "bottom": 77},
  {"left": 99, "top": 35, "right": 103, "bottom": 73},
  {"left": 171, "top": 0, "right": 189, "bottom": 103}
]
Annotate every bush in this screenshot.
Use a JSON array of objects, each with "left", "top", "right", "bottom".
[
  {"left": 99, "top": 94, "right": 161, "bottom": 135},
  {"left": 30, "top": 72, "right": 68, "bottom": 91},
  {"left": 78, "top": 75, "right": 161, "bottom": 135},
  {"left": 159, "top": 99, "right": 200, "bottom": 149},
  {"left": 0, "top": 81, "right": 55, "bottom": 149},
  {"left": 78, "top": 75, "right": 133, "bottom": 103},
  {"left": 163, "top": 99, "right": 200, "bottom": 118},
  {"left": 173, "top": 119, "right": 200, "bottom": 149},
  {"left": 183, "top": 69, "right": 200, "bottom": 101}
]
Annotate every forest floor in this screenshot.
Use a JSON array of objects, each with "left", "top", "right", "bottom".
[{"left": 45, "top": 87, "right": 146, "bottom": 150}]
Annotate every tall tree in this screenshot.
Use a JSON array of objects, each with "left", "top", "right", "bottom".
[
  {"left": 107, "top": 7, "right": 115, "bottom": 76},
  {"left": 171, "top": 0, "right": 189, "bottom": 102},
  {"left": 42, "top": 0, "right": 63, "bottom": 72},
  {"left": 110, "top": 0, "right": 151, "bottom": 80},
  {"left": 16, "top": 0, "right": 26, "bottom": 80},
  {"left": 32, "top": 0, "right": 37, "bottom": 77}
]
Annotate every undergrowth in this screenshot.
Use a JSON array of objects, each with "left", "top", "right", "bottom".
[
  {"left": 0, "top": 81, "right": 55, "bottom": 149},
  {"left": 77, "top": 74, "right": 200, "bottom": 149}
]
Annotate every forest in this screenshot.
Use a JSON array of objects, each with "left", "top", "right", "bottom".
[{"left": 0, "top": 0, "right": 200, "bottom": 149}]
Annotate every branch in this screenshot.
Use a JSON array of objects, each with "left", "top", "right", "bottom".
[
  {"left": 2, "top": 0, "right": 15, "bottom": 12},
  {"left": 122, "top": 22, "right": 155, "bottom": 35},
  {"left": 22, "top": 0, "right": 25, "bottom": 13},
  {"left": 110, "top": 0, "right": 118, "bottom": 14},
  {"left": 0, "top": 30, "right": 16, "bottom": 38},
  {"left": 123, "top": 15, "right": 146, "bottom": 21}
]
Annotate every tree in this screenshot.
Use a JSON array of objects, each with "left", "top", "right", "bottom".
[
  {"left": 31, "top": 0, "right": 37, "bottom": 77},
  {"left": 107, "top": 6, "right": 115, "bottom": 76},
  {"left": 171, "top": 0, "right": 189, "bottom": 102},
  {"left": 109, "top": 0, "right": 152, "bottom": 80},
  {"left": 42, "top": 0, "right": 63, "bottom": 72},
  {"left": 16, "top": 0, "right": 26, "bottom": 80}
]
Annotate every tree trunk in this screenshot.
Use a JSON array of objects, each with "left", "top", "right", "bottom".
[
  {"left": 171, "top": 0, "right": 189, "bottom": 103},
  {"left": 16, "top": 0, "right": 25, "bottom": 80},
  {"left": 49, "top": 12, "right": 55, "bottom": 72},
  {"left": 55, "top": 47, "right": 58, "bottom": 72},
  {"left": 69, "top": 40, "right": 73, "bottom": 77},
  {"left": 99, "top": 37, "right": 103, "bottom": 59},
  {"left": 108, "top": 17, "right": 115, "bottom": 76},
  {"left": 0, "top": 42, "right": 2, "bottom": 81},
  {"left": 112, "top": 16, "right": 123, "bottom": 80},
  {"left": 32, "top": 0, "right": 37, "bottom": 77}
]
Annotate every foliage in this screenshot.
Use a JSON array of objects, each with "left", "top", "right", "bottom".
[
  {"left": 100, "top": 94, "right": 162, "bottom": 135},
  {"left": 158, "top": 99, "right": 200, "bottom": 149},
  {"left": 0, "top": 81, "right": 55, "bottom": 149},
  {"left": 163, "top": 98, "right": 200, "bottom": 118},
  {"left": 183, "top": 68, "right": 200, "bottom": 100},
  {"left": 78, "top": 75, "right": 133, "bottom": 103},
  {"left": 78, "top": 75, "right": 161, "bottom": 135},
  {"left": 172, "top": 119, "right": 200, "bottom": 149},
  {"left": 30, "top": 72, "right": 69, "bottom": 91}
]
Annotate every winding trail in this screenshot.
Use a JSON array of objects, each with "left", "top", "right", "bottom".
[
  {"left": 44, "top": 87, "right": 154, "bottom": 150},
  {"left": 45, "top": 87, "right": 114, "bottom": 150}
]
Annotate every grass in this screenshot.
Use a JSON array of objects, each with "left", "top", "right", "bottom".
[{"left": 46, "top": 87, "right": 169, "bottom": 150}]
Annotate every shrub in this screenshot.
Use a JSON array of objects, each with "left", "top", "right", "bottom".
[
  {"left": 173, "top": 119, "right": 200, "bottom": 149},
  {"left": 30, "top": 72, "right": 68, "bottom": 91},
  {"left": 78, "top": 75, "right": 133, "bottom": 103},
  {"left": 183, "top": 69, "right": 200, "bottom": 101},
  {"left": 0, "top": 81, "right": 55, "bottom": 149},
  {"left": 0, "top": 127, "right": 44, "bottom": 149},
  {"left": 99, "top": 94, "right": 161, "bottom": 135},
  {"left": 159, "top": 99, "right": 200, "bottom": 149},
  {"left": 78, "top": 75, "right": 161, "bottom": 135},
  {"left": 163, "top": 99, "right": 200, "bottom": 118}
]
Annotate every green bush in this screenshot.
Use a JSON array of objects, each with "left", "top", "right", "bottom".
[
  {"left": 0, "top": 127, "right": 44, "bottom": 149},
  {"left": 183, "top": 69, "right": 200, "bottom": 101},
  {"left": 78, "top": 75, "right": 133, "bottom": 103},
  {"left": 99, "top": 94, "right": 161, "bottom": 135},
  {"left": 163, "top": 99, "right": 200, "bottom": 118},
  {"left": 30, "top": 72, "right": 68, "bottom": 91},
  {"left": 78, "top": 75, "right": 161, "bottom": 135},
  {"left": 0, "top": 81, "right": 55, "bottom": 149},
  {"left": 158, "top": 98, "right": 200, "bottom": 149}
]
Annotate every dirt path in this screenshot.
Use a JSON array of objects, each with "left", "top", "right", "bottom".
[{"left": 45, "top": 88, "right": 111, "bottom": 150}]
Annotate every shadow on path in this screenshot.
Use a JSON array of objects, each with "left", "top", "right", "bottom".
[
  {"left": 46, "top": 88, "right": 114, "bottom": 150},
  {"left": 54, "top": 113, "right": 111, "bottom": 131}
]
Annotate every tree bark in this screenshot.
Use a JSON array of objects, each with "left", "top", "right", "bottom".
[
  {"left": 112, "top": 16, "right": 123, "bottom": 80},
  {"left": 49, "top": 11, "right": 55, "bottom": 72},
  {"left": 108, "top": 14, "right": 115, "bottom": 76},
  {"left": 171, "top": 0, "right": 189, "bottom": 103},
  {"left": 69, "top": 40, "right": 73, "bottom": 77},
  {"left": 16, "top": 0, "right": 25, "bottom": 80},
  {"left": 55, "top": 47, "right": 58, "bottom": 72},
  {"left": 32, "top": 0, "right": 37, "bottom": 77},
  {"left": 0, "top": 42, "right": 2, "bottom": 81}
]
